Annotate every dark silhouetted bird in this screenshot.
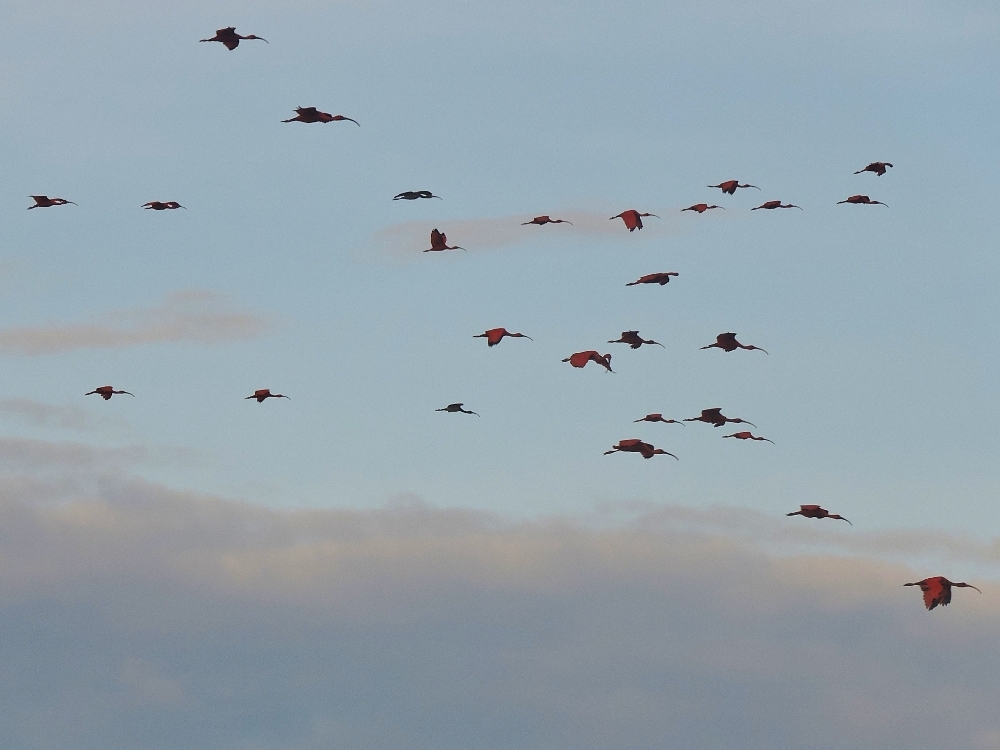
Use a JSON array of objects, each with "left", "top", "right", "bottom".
[
  {"left": 854, "top": 162, "right": 893, "bottom": 176},
  {"left": 522, "top": 215, "right": 572, "bottom": 225},
  {"left": 701, "top": 332, "right": 768, "bottom": 354},
  {"left": 604, "top": 439, "right": 677, "bottom": 460},
  {"left": 682, "top": 203, "right": 723, "bottom": 213},
  {"left": 626, "top": 272, "right": 678, "bottom": 286},
  {"left": 200, "top": 27, "right": 268, "bottom": 50},
  {"left": 838, "top": 195, "right": 887, "bottom": 206},
  {"left": 424, "top": 229, "right": 464, "bottom": 252},
  {"left": 143, "top": 201, "right": 185, "bottom": 210},
  {"left": 634, "top": 414, "right": 684, "bottom": 425},
  {"left": 904, "top": 576, "right": 980, "bottom": 610},
  {"left": 610, "top": 210, "right": 658, "bottom": 232},
  {"left": 786, "top": 504, "right": 850, "bottom": 524},
  {"left": 708, "top": 180, "right": 759, "bottom": 195},
  {"left": 724, "top": 431, "right": 774, "bottom": 444},
  {"left": 393, "top": 191, "right": 441, "bottom": 200},
  {"left": 609, "top": 331, "right": 663, "bottom": 349},
  {"left": 85, "top": 385, "right": 133, "bottom": 400},
  {"left": 752, "top": 200, "right": 801, "bottom": 211},
  {"left": 282, "top": 107, "right": 359, "bottom": 125},
  {"left": 684, "top": 408, "right": 755, "bottom": 428},
  {"left": 28, "top": 196, "right": 76, "bottom": 209},
  {"left": 562, "top": 351, "right": 613, "bottom": 372},
  {"left": 474, "top": 328, "right": 532, "bottom": 346},
  {"left": 436, "top": 403, "right": 479, "bottom": 416},
  {"left": 246, "top": 389, "right": 288, "bottom": 402}
]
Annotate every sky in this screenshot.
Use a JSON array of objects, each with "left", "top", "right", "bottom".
[{"left": 1, "top": 0, "right": 1000, "bottom": 747}]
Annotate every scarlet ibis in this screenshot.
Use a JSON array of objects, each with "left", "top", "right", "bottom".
[
  {"left": 85, "top": 385, "right": 133, "bottom": 400},
  {"left": 708, "top": 180, "right": 759, "bottom": 195},
  {"left": 200, "top": 27, "right": 268, "bottom": 50},
  {"left": 393, "top": 191, "right": 441, "bottom": 200},
  {"left": 246, "top": 389, "right": 288, "bottom": 402},
  {"left": 724, "top": 431, "right": 774, "bottom": 444},
  {"left": 610, "top": 210, "right": 658, "bottom": 232},
  {"left": 282, "top": 107, "right": 359, "bottom": 126},
  {"left": 626, "top": 272, "right": 678, "bottom": 286},
  {"left": 854, "top": 162, "right": 893, "bottom": 176},
  {"left": 682, "top": 204, "right": 724, "bottom": 214},
  {"left": 684, "top": 408, "right": 755, "bottom": 428},
  {"left": 752, "top": 200, "right": 801, "bottom": 211},
  {"left": 474, "top": 328, "right": 532, "bottom": 347},
  {"left": 424, "top": 229, "right": 464, "bottom": 252},
  {"left": 436, "top": 403, "right": 479, "bottom": 416},
  {"left": 838, "top": 195, "right": 887, "bottom": 206},
  {"left": 634, "top": 414, "right": 684, "bottom": 425},
  {"left": 28, "top": 196, "right": 76, "bottom": 209},
  {"left": 701, "top": 332, "right": 768, "bottom": 355},
  {"left": 786, "top": 504, "right": 850, "bottom": 524},
  {"left": 904, "top": 577, "right": 980, "bottom": 610},
  {"left": 609, "top": 331, "right": 664, "bottom": 349},
  {"left": 562, "top": 351, "right": 613, "bottom": 372},
  {"left": 142, "top": 201, "right": 185, "bottom": 210},
  {"left": 522, "top": 215, "right": 572, "bottom": 225},
  {"left": 604, "top": 439, "right": 678, "bottom": 460}
]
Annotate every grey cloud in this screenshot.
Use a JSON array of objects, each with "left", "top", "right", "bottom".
[{"left": 0, "top": 398, "right": 129, "bottom": 432}]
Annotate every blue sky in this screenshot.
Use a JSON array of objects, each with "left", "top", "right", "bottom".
[{"left": 1, "top": 1, "right": 1000, "bottom": 747}]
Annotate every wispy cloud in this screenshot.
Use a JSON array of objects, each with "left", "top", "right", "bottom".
[
  {"left": 0, "top": 398, "right": 128, "bottom": 432},
  {"left": 0, "top": 290, "right": 270, "bottom": 355}
]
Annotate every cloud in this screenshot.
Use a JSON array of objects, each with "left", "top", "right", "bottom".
[
  {"left": 0, "top": 398, "right": 128, "bottom": 432},
  {"left": 0, "top": 291, "right": 270, "bottom": 355}
]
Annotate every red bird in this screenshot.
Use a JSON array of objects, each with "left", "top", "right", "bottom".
[
  {"left": 28, "top": 195, "right": 76, "bottom": 209},
  {"left": 786, "top": 505, "right": 850, "bottom": 525},
  {"left": 604, "top": 439, "right": 678, "bottom": 460},
  {"left": 854, "top": 162, "right": 893, "bottom": 176},
  {"left": 626, "top": 272, "right": 678, "bottom": 286},
  {"left": 724, "top": 431, "right": 774, "bottom": 444},
  {"left": 708, "top": 180, "right": 760, "bottom": 195},
  {"left": 609, "top": 331, "right": 664, "bottom": 349},
  {"left": 684, "top": 408, "right": 755, "bottom": 428},
  {"left": 838, "top": 194, "right": 887, "bottom": 207},
  {"left": 85, "top": 385, "right": 133, "bottom": 400},
  {"left": 424, "top": 229, "right": 464, "bottom": 252},
  {"left": 904, "top": 576, "right": 980, "bottom": 610},
  {"left": 246, "top": 389, "right": 288, "bottom": 402},
  {"left": 282, "top": 107, "right": 359, "bottom": 126},
  {"left": 200, "top": 27, "right": 268, "bottom": 50},
  {"left": 562, "top": 351, "right": 613, "bottom": 372},
  {"left": 682, "top": 203, "right": 724, "bottom": 214},
  {"left": 474, "top": 328, "right": 532, "bottom": 346},
  {"left": 143, "top": 201, "right": 185, "bottom": 210},
  {"left": 634, "top": 414, "right": 684, "bottom": 425},
  {"left": 701, "top": 332, "right": 768, "bottom": 354},
  {"left": 436, "top": 403, "right": 479, "bottom": 416},
  {"left": 522, "top": 215, "right": 572, "bottom": 225},
  {"left": 610, "top": 210, "right": 658, "bottom": 232},
  {"left": 752, "top": 200, "right": 801, "bottom": 211}
]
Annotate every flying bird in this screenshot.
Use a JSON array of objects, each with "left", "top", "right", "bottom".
[
  {"left": 786, "top": 504, "right": 850, "bottom": 524},
  {"left": 604, "top": 439, "right": 678, "bottom": 460},
  {"left": 682, "top": 203, "right": 724, "bottom": 214},
  {"left": 424, "top": 229, "right": 464, "bottom": 252},
  {"left": 282, "top": 107, "right": 359, "bottom": 126},
  {"left": 85, "top": 385, "right": 133, "bottom": 400},
  {"left": 393, "top": 191, "right": 441, "bottom": 200},
  {"left": 522, "top": 215, "right": 572, "bottom": 225},
  {"left": 708, "top": 180, "right": 759, "bottom": 195},
  {"left": 626, "top": 272, "right": 678, "bottom": 286},
  {"left": 474, "top": 328, "right": 533, "bottom": 346},
  {"left": 854, "top": 162, "right": 893, "bottom": 176},
  {"left": 837, "top": 194, "right": 887, "bottom": 206},
  {"left": 200, "top": 27, "right": 267, "bottom": 50},
  {"left": 142, "top": 201, "right": 185, "bottom": 210},
  {"left": 752, "top": 200, "right": 802, "bottom": 211},
  {"left": 904, "top": 576, "right": 981, "bottom": 611},
  {"left": 562, "top": 351, "right": 613, "bottom": 372},
  {"left": 609, "top": 331, "right": 664, "bottom": 349},
  {"left": 610, "top": 210, "right": 658, "bottom": 232},
  {"left": 436, "top": 403, "right": 479, "bottom": 416},
  {"left": 701, "top": 332, "right": 768, "bottom": 354},
  {"left": 684, "top": 408, "right": 755, "bottom": 428},
  {"left": 246, "top": 389, "right": 288, "bottom": 402},
  {"left": 724, "top": 431, "right": 774, "bottom": 444},
  {"left": 634, "top": 414, "right": 684, "bottom": 425},
  {"left": 28, "top": 196, "right": 76, "bottom": 209}
]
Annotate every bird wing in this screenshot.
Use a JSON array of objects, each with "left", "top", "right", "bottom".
[
  {"left": 922, "top": 578, "right": 949, "bottom": 610},
  {"left": 430, "top": 229, "right": 445, "bottom": 249}
]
